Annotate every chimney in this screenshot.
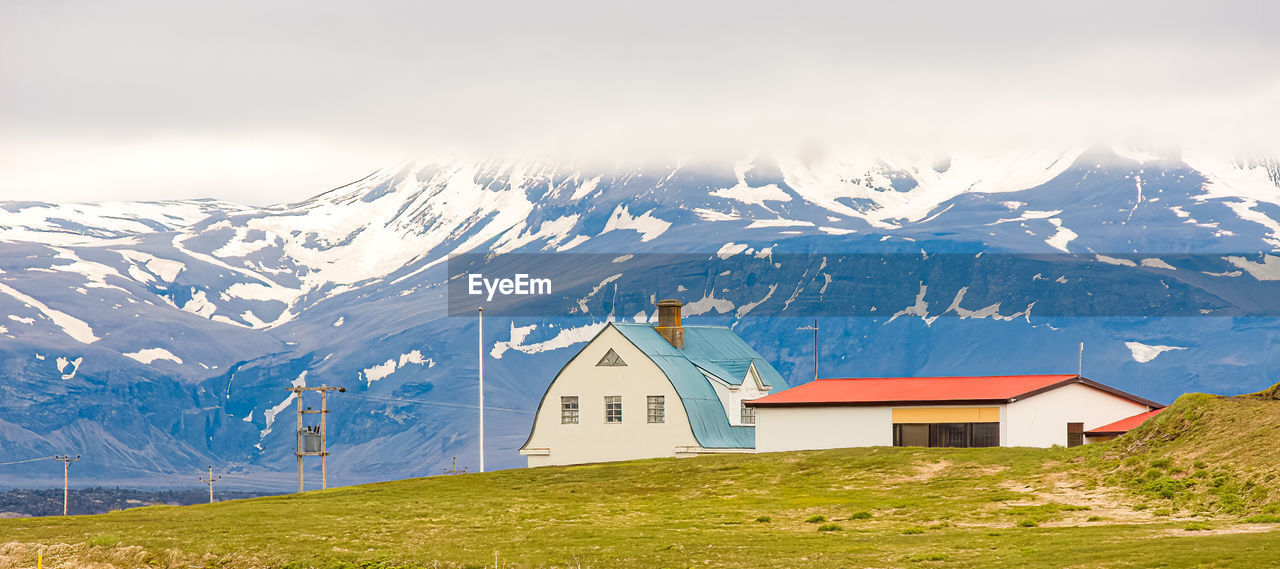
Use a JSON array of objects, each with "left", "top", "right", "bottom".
[{"left": 654, "top": 299, "right": 684, "bottom": 349}]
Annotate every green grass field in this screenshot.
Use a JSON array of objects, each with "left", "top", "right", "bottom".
[{"left": 4, "top": 390, "right": 1280, "bottom": 568}]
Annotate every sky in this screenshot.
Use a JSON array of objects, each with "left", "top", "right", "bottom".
[{"left": 2, "top": 1, "right": 1278, "bottom": 205}]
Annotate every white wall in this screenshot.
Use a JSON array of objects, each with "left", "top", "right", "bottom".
[
  {"left": 1004, "top": 383, "right": 1153, "bottom": 447},
  {"left": 707, "top": 364, "right": 773, "bottom": 427},
  {"left": 755, "top": 406, "right": 892, "bottom": 452},
  {"left": 522, "top": 325, "right": 701, "bottom": 467}
]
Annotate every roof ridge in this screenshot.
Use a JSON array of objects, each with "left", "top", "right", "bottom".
[{"left": 819, "top": 374, "right": 1078, "bottom": 381}]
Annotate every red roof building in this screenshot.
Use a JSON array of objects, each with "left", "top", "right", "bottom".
[{"left": 746, "top": 374, "right": 1163, "bottom": 451}]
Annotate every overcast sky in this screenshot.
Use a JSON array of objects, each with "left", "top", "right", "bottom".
[{"left": 2, "top": 1, "right": 1277, "bottom": 205}]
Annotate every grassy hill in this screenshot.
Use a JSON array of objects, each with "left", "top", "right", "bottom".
[{"left": 3, "top": 390, "right": 1280, "bottom": 569}]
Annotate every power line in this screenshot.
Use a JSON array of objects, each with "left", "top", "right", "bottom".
[
  {"left": 0, "top": 455, "right": 56, "bottom": 466},
  {"left": 346, "top": 392, "right": 531, "bottom": 415}
]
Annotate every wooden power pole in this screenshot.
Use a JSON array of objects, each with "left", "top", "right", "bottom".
[
  {"left": 53, "top": 455, "right": 80, "bottom": 516},
  {"left": 198, "top": 465, "right": 221, "bottom": 503},
  {"left": 289, "top": 385, "right": 345, "bottom": 492}
]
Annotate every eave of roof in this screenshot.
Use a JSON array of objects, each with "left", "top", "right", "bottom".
[
  {"left": 746, "top": 374, "right": 1163, "bottom": 409},
  {"left": 1086, "top": 408, "right": 1165, "bottom": 435}
]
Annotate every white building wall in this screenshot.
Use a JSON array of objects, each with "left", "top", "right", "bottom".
[
  {"left": 1003, "top": 383, "right": 1153, "bottom": 447},
  {"left": 754, "top": 406, "right": 892, "bottom": 452},
  {"left": 522, "top": 326, "right": 702, "bottom": 467},
  {"left": 708, "top": 365, "right": 773, "bottom": 427}
]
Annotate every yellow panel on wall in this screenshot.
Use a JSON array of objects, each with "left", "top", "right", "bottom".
[{"left": 891, "top": 407, "right": 1000, "bottom": 423}]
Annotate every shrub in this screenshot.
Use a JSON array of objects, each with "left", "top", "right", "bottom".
[
  {"left": 805, "top": 515, "right": 826, "bottom": 523},
  {"left": 1150, "top": 458, "right": 1174, "bottom": 469},
  {"left": 908, "top": 554, "right": 949, "bottom": 562},
  {"left": 1184, "top": 522, "right": 1212, "bottom": 531},
  {"left": 817, "top": 523, "right": 842, "bottom": 532},
  {"left": 1016, "top": 520, "right": 1038, "bottom": 528},
  {"left": 901, "top": 527, "right": 926, "bottom": 535},
  {"left": 1193, "top": 460, "right": 1208, "bottom": 469},
  {"left": 848, "top": 511, "right": 873, "bottom": 520},
  {"left": 755, "top": 516, "right": 771, "bottom": 523},
  {"left": 1086, "top": 516, "right": 1104, "bottom": 522}
]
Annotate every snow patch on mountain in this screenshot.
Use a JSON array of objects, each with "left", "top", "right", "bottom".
[
  {"left": 115, "top": 249, "right": 185, "bottom": 282},
  {"left": 601, "top": 205, "right": 670, "bottom": 242},
  {"left": 490, "top": 322, "right": 607, "bottom": 359},
  {"left": 1224, "top": 255, "right": 1280, "bottom": 281},
  {"left": 1125, "top": 342, "right": 1187, "bottom": 363},
  {"left": 56, "top": 356, "right": 83, "bottom": 380},
  {"left": 258, "top": 372, "right": 308, "bottom": 449},
  {"left": 1045, "top": 218, "right": 1077, "bottom": 252},
  {"left": 360, "top": 350, "right": 435, "bottom": 387},
  {"left": 0, "top": 282, "right": 100, "bottom": 343},
  {"left": 709, "top": 157, "right": 792, "bottom": 206},
  {"left": 746, "top": 218, "right": 815, "bottom": 229},
  {"left": 123, "top": 348, "right": 184, "bottom": 365}
]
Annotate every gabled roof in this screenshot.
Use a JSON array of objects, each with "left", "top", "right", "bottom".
[
  {"left": 612, "top": 323, "right": 788, "bottom": 449},
  {"left": 1087, "top": 408, "right": 1165, "bottom": 436},
  {"left": 746, "top": 374, "right": 1162, "bottom": 409}
]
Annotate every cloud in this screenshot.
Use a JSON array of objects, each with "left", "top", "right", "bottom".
[{"left": 1, "top": 1, "right": 1278, "bottom": 204}]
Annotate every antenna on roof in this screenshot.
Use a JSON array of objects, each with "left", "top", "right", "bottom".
[
  {"left": 798, "top": 320, "right": 819, "bottom": 382},
  {"left": 1078, "top": 341, "right": 1084, "bottom": 376}
]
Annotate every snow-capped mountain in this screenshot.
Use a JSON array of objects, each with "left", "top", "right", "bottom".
[{"left": 3, "top": 146, "right": 1280, "bottom": 489}]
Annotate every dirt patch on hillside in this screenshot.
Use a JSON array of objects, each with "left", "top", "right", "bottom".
[
  {"left": 993, "top": 472, "right": 1216, "bottom": 527},
  {"left": 889, "top": 460, "right": 954, "bottom": 483}
]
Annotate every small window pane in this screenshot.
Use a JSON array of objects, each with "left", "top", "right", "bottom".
[
  {"left": 895, "top": 424, "right": 929, "bottom": 447},
  {"left": 596, "top": 349, "right": 627, "bottom": 367},
  {"left": 740, "top": 402, "right": 755, "bottom": 425},
  {"left": 930, "top": 423, "right": 968, "bottom": 448},
  {"left": 561, "top": 396, "right": 579, "bottom": 424},
  {"left": 605, "top": 396, "right": 622, "bottom": 423},
  {"left": 971, "top": 422, "right": 1000, "bottom": 447},
  {"left": 647, "top": 396, "right": 665, "bottom": 423}
]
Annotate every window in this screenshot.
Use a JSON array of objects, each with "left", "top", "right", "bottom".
[
  {"left": 893, "top": 422, "right": 1000, "bottom": 448},
  {"left": 604, "top": 396, "right": 622, "bottom": 423},
  {"left": 560, "top": 396, "right": 579, "bottom": 424},
  {"left": 596, "top": 349, "right": 626, "bottom": 367},
  {"left": 971, "top": 422, "right": 1000, "bottom": 447},
  {"left": 1067, "top": 422, "right": 1084, "bottom": 447},
  {"left": 647, "top": 396, "right": 665, "bottom": 423},
  {"left": 740, "top": 402, "right": 756, "bottom": 425}
]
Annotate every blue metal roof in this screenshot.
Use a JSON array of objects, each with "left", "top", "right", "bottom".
[{"left": 612, "top": 323, "right": 789, "bottom": 449}]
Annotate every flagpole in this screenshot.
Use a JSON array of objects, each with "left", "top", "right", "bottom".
[{"left": 478, "top": 306, "right": 485, "bottom": 473}]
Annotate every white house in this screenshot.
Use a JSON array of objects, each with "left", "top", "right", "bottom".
[
  {"left": 747, "top": 374, "right": 1163, "bottom": 451},
  {"left": 519, "top": 300, "right": 789, "bottom": 467}
]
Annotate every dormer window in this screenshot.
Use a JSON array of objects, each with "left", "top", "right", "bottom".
[{"left": 596, "top": 348, "right": 626, "bottom": 367}]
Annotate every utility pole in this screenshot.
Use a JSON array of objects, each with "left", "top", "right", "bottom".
[
  {"left": 53, "top": 455, "right": 80, "bottom": 516},
  {"left": 442, "top": 456, "right": 467, "bottom": 475},
  {"left": 478, "top": 306, "right": 485, "bottom": 473},
  {"left": 289, "top": 385, "right": 345, "bottom": 492},
  {"left": 198, "top": 465, "right": 221, "bottom": 504},
  {"left": 798, "top": 320, "right": 819, "bottom": 382}
]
